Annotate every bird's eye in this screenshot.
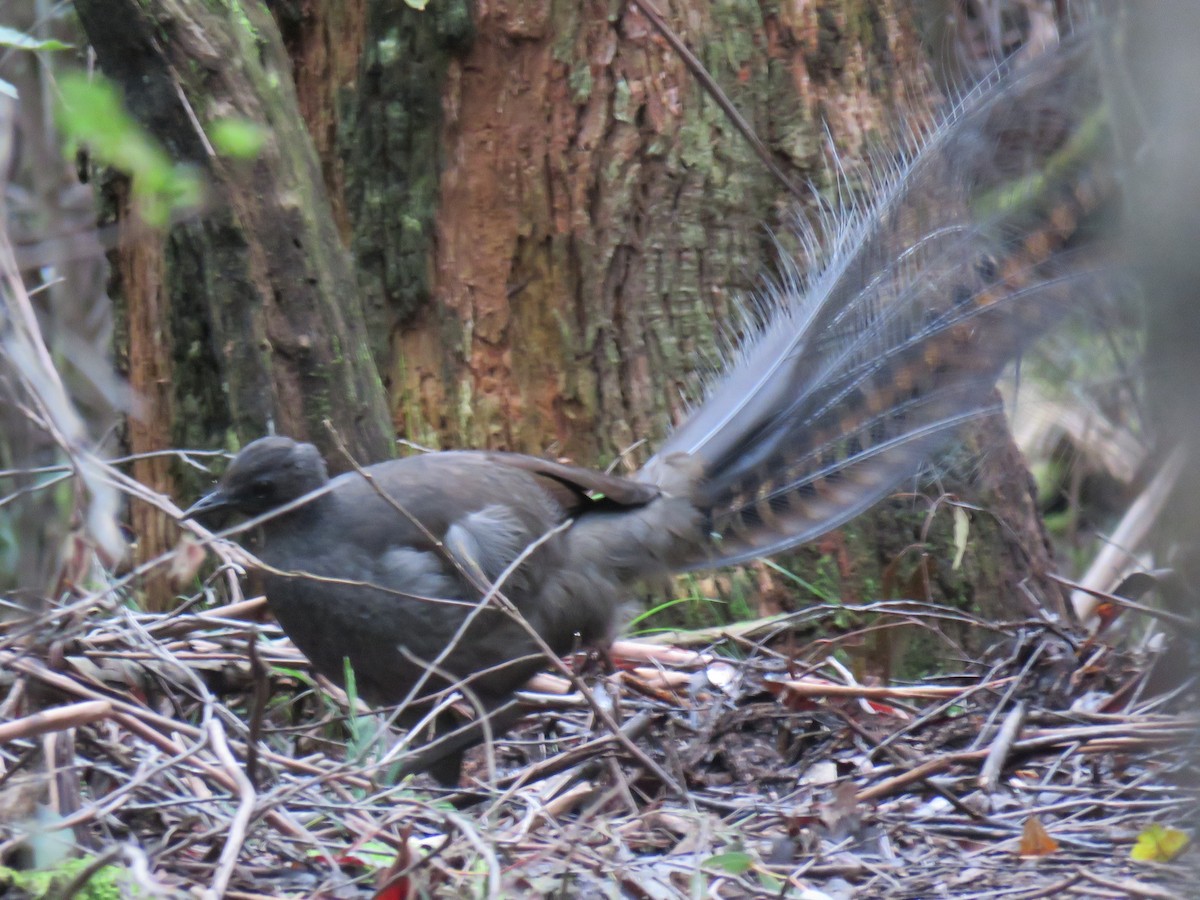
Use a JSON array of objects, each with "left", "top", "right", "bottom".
[{"left": 250, "top": 479, "right": 272, "bottom": 498}]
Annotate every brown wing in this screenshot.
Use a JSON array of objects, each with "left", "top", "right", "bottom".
[{"left": 484, "top": 452, "right": 660, "bottom": 514}]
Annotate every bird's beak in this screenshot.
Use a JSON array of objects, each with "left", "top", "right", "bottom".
[{"left": 182, "top": 488, "right": 232, "bottom": 521}]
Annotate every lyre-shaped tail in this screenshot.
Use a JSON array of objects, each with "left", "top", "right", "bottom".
[{"left": 648, "top": 35, "right": 1116, "bottom": 569}]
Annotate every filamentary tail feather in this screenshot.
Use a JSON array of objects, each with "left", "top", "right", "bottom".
[{"left": 646, "top": 34, "right": 1115, "bottom": 569}]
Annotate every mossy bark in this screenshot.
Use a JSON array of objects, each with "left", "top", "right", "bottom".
[
  {"left": 78, "top": 0, "right": 1062, "bottom": 633},
  {"left": 369, "top": 0, "right": 930, "bottom": 462},
  {"left": 75, "top": 0, "right": 392, "bottom": 465},
  {"left": 75, "top": 0, "right": 394, "bottom": 608},
  {"left": 341, "top": 0, "right": 1059, "bottom": 654}
]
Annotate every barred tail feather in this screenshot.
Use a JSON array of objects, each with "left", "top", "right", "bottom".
[{"left": 645, "top": 34, "right": 1115, "bottom": 569}]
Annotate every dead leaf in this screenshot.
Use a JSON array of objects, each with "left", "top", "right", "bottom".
[
  {"left": 1019, "top": 815, "right": 1059, "bottom": 857},
  {"left": 168, "top": 534, "right": 208, "bottom": 591},
  {"left": 952, "top": 506, "right": 970, "bottom": 570}
]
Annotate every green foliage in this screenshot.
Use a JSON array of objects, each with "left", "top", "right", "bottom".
[
  {"left": 54, "top": 73, "right": 202, "bottom": 226},
  {"left": 340, "top": 657, "right": 383, "bottom": 765},
  {"left": 0, "top": 24, "right": 70, "bottom": 104},
  {"left": 703, "top": 849, "right": 755, "bottom": 874},
  {"left": 209, "top": 117, "right": 267, "bottom": 159},
  {"left": 0, "top": 25, "right": 71, "bottom": 52},
  {"left": 760, "top": 557, "right": 839, "bottom": 604},
  {"left": 627, "top": 574, "right": 734, "bottom": 635},
  {"left": 0, "top": 856, "right": 134, "bottom": 899},
  {"left": 627, "top": 588, "right": 713, "bottom": 634}
]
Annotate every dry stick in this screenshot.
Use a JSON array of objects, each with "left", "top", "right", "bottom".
[
  {"left": 769, "top": 675, "right": 1017, "bottom": 701},
  {"left": 204, "top": 718, "right": 257, "bottom": 900},
  {"left": 0, "top": 699, "right": 112, "bottom": 743},
  {"left": 626, "top": 0, "right": 803, "bottom": 201},
  {"left": 0, "top": 460, "right": 251, "bottom": 642},
  {"left": 100, "top": 597, "right": 271, "bottom": 647},
  {"left": 1068, "top": 445, "right": 1185, "bottom": 624},
  {"left": 857, "top": 719, "right": 1189, "bottom": 803},
  {"left": 6, "top": 650, "right": 234, "bottom": 841},
  {"left": 836, "top": 710, "right": 987, "bottom": 822},
  {"left": 245, "top": 630, "right": 267, "bottom": 790},
  {"left": 1077, "top": 869, "right": 1181, "bottom": 900},
  {"left": 867, "top": 642, "right": 1028, "bottom": 761},
  {"left": 476, "top": 712, "right": 659, "bottom": 811},
  {"left": 537, "top": 782, "right": 596, "bottom": 821},
  {"left": 440, "top": 810, "right": 503, "bottom": 899},
  {"left": 1050, "top": 570, "right": 1194, "bottom": 630},
  {"left": 978, "top": 700, "right": 1027, "bottom": 792},
  {"left": 989, "top": 872, "right": 1082, "bottom": 899},
  {"left": 106, "top": 709, "right": 313, "bottom": 847},
  {"left": 968, "top": 641, "right": 1046, "bottom": 754},
  {"left": 5, "top": 653, "right": 372, "bottom": 807}
]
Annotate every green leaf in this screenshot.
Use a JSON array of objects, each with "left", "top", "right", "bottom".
[
  {"left": 309, "top": 839, "right": 396, "bottom": 868},
  {"left": 209, "top": 118, "right": 267, "bottom": 159},
  {"left": 703, "top": 851, "right": 755, "bottom": 874},
  {"left": 54, "top": 73, "right": 202, "bottom": 226},
  {"left": 0, "top": 26, "right": 72, "bottom": 52},
  {"left": 756, "top": 871, "right": 784, "bottom": 892},
  {"left": 270, "top": 665, "right": 315, "bottom": 686},
  {"left": 1131, "top": 824, "right": 1190, "bottom": 862}
]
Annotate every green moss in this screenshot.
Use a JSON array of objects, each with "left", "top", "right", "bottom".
[
  {"left": 0, "top": 857, "right": 136, "bottom": 899},
  {"left": 568, "top": 63, "right": 593, "bottom": 104},
  {"left": 223, "top": 0, "right": 260, "bottom": 47},
  {"left": 810, "top": 553, "right": 844, "bottom": 605},
  {"left": 550, "top": 0, "right": 581, "bottom": 64},
  {"left": 378, "top": 31, "right": 402, "bottom": 66},
  {"left": 344, "top": 0, "right": 474, "bottom": 368},
  {"left": 456, "top": 374, "right": 473, "bottom": 438}
]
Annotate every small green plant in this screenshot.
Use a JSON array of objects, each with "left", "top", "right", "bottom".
[
  {"left": 760, "top": 557, "right": 839, "bottom": 604},
  {"left": 209, "top": 117, "right": 267, "bottom": 159},
  {"left": 340, "top": 657, "right": 383, "bottom": 765},
  {"left": 0, "top": 855, "right": 134, "bottom": 899},
  {"left": 627, "top": 588, "right": 718, "bottom": 635},
  {"left": 54, "top": 73, "right": 202, "bottom": 226},
  {"left": 0, "top": 25, "right": 71, "bottom": 52}
]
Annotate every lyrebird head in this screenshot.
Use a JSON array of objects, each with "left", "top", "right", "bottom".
[{"left": 183, "top": 436, "right": 329, "bottom": 522}]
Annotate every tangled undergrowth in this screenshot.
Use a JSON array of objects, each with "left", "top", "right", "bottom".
[{"left": 0, "top": 565, "right": 1194, "bottom": 898}]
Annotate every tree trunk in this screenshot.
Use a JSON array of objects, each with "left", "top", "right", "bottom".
[
  {"left": 74, "top": 0, "right": 395, "bottom": 607},
  {"left": 74, "top": 0, "right": 394, "bottom": 465},
  {"left": 329, "top": 0, "right": 1063, "bottom": 647},
  {"left": 360, "top": 0, "right": 940, "bottom": 461},
  {"left": 79, "top": 0, "right": 1063, "bottom": 635}
]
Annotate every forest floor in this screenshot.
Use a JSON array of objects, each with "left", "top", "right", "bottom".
[{"left": 0, "top": 582, "right": 1195, "bottom": 898}]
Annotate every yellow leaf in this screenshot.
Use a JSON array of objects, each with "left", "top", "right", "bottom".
[{"left": 1131, "top": 824, "right": 1190, "bottom": 862}]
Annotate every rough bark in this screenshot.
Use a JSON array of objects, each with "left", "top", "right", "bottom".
[
  {"left": 337, "top": 0, "right": 1061, "bottom": 645},
  {"left": 112, "top": 181, "right": 176, "bottom": 608},
  {"left": 378, "top": 0, "right": 938, "bottom": 461},
  {"left": 75, "top": 0, "right": 1062, "bottom": 628},
  {"left": 273, "top": 0, "right": 368, "bottom": 238},
  {"left": 74, "top": 0, "right": 393, "bottom": 467}
]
